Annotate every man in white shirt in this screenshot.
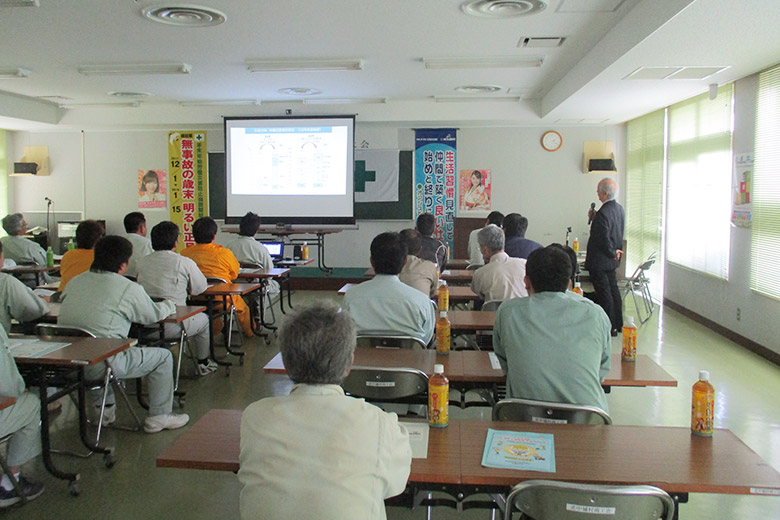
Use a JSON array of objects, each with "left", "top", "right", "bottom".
[
  {"left": 225, "top": 211, "right": 279, "bottom": 298},
  {"left": 136, "top": 221, "right": 216, "bottom": 376},
  {"left": 0, "top": 242, "right": 49, "bottom": 333},
  {"left": 467, "top": 211, "right": 504, "bottom": 267},
  {"left": 344, "top": 232, "right": 436, "bottom": 345},
  {"left": 123, "top": 212, "right": 153, "bottom": 278},
  {"left": 239, "top": 303, "right": 411, "bottom": 520},
  {"left": 58, "top": 235, "right": 189, "bottom": 433},
  {"left": 471, "top": 224, "right": 528, "bottom": 304}
]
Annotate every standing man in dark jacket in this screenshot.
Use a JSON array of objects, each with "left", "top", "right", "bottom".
[{"left": 585, "top": 178, "right": 625, "bottom": 336}]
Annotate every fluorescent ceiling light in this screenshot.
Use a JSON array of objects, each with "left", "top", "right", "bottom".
[
  {"left": 303, "top": 97, "right": 387, "bottom": 105},
  {"left": 60, "top": 102, "right": 141, "bottom": 109},
  {"left": 423, "top": 56, "right": 543, "bottom": 69},
  {"left": 0, "top": 67, "right": 31, "bottom": 79},
  {"left": 77, "top": 62, "right": 191, "bottom": 76},
  {"left": 434, "top": 95, "right": 522, "bottom": 103},
  {"left": 0, "top": 0, "right": 40, "bottom": 6},
  {"left": 180, "top": 99, "right": 260, "bottom": 107},
  {"left": 246, "top": 59, "right": 363, "bottom": 72}
]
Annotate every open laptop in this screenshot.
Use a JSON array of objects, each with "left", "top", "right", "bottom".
[{"left": 262, "top": 241, "right": 285, "bottom": 261}]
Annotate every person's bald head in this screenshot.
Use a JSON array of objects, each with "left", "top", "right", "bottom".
[{"left": 597, "top": 178, "right": 618, "bottom": 202}]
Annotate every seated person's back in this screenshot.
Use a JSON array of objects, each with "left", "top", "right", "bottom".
[
  {"left": 123, "top": 211, "right": 153, "bottom": 278},
  {"left": 493, "top": 245, "right": 611, "bottom": 411},
  {"left": 471, "top": 225, "right": 528, "bottom": 303},
  {"left": 415, "top": 213, "right": 447, "bottom": 270},
  {"left": 225, "top": 211, "right": 274, "bottom": 270},
  {"left": 59, "top": 220, "right": 102, "bottom": 291},
  {"left": 503, "top": 213, "right": 542, "bottom": 260},
  {"left": 239, "top": 303, "right": 411, "bottom": 520},
  {"left": 0, "top": 213, "right": 51, "bottom": 286},
  {"left": 343, "top": 232, "right": 436, "bottom": 345},
  {"left": 398, "top": 229, "right": 437, "bottom": 297}
]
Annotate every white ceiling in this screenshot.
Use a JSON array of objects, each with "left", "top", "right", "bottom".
[{"left": 0, "top": 0, "right": 778, "bottom": 131}]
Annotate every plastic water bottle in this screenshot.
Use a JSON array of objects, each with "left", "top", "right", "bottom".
[
  {"left": 67, "top": 238, "right": 75, "bottom": 251},
  {"left": 301, "top": 242, "right": 309, "bottom": 260},
  {"left": 691, "top": 371, "right": 715, "bottom": 436},
  {"left": 437, "top": 280, "right": 449, "bottom": 312},
  {"left": 572, "top": 237, "right": 579, "bottom": 253},
  {"left": 435, "top": 311, "right": 451, "bottom": 354},
  {"left": 46, "top": 246, "right": 54, "bottom": 267},
  {"left": 428, "top": 364, "right": 449, "bottom": 428},
  {"left": 621, "top": 316, "right": 637, "bottom": 361},
  {"left": 572, "top": 281, "right": 583, "bottom": 295}
]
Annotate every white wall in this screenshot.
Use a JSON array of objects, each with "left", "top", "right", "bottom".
[
  {"left": 664, "top": 73, "right": 780, "bottom": 356},
  {"left": 6, "top": 122, "right": 625, "bottom": 268}
]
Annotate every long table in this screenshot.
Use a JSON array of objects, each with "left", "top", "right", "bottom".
[
  {"left": 364, "top": 268, "right": 474, "bottom": 285},
  {"left": 13, "top": 335, "right": 135, "bottom": 493},
  {"left": 156, "top": 410, "right": 780, "bottom": 515}
]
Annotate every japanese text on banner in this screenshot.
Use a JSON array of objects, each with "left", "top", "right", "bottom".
[
  {"left": 169, "top": 131, "right": 209, "bottom": 250},
  {"left": 414, "top": 129, "right": 456, "bottom": 255}
]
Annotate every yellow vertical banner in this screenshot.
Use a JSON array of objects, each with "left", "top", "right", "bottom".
[{"left": 169, "top": 131, "right": 209, "bottom": 250}]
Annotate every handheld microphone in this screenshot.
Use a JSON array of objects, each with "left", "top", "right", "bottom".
[
  {"left": 45, "top": 197, "right": 54, "bottom": 204},
  {"left": 587, "top": 202, "right": 596, "bottom": 225}
]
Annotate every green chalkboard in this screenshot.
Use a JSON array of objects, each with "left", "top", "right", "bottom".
[{"left": 207, "top": 150, "right": 412, "bottom": 221}]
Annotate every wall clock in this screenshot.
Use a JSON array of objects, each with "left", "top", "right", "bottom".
[{"left": 541, "top": 130, "right": 562, "bottom": 152}]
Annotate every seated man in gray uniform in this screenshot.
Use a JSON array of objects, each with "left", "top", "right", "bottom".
[
  {"left": 225, "top": 211, "right": 279, "bottom": 302},
  {"left": 0, "top": 213, "right": 52, "bottom": 286},
  {"left": 415, "top": 213, "right": 448, "bottom": 271},
  {"left": 239, "top": 303, "right": 411, "bottom": 520},
  {"left": 123, "top": 212, "right": 153, "bottom": 278},
  {"left": 343, "top": 232, "right": 435, "bottom": 346},
  {"left": 0, "top": 326, "right": 44, "bottom": 508},
  {"left": 136, "top": 221, "right": 216, "bottom": 376},
  {"left": 0, "top": 241, "right": 49, "bottom": 333},
  {"left": 493, "top": 245, "right": 611, "bottom": 412},
  {"left": 58, "top": 235, "right": 189, "bottom": 433}
]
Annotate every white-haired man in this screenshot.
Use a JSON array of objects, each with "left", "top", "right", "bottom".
[{"left": 471, "top": 224, "right": 528, "bottom": 304}]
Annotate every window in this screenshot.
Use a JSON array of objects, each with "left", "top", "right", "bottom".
[
  {"left": 750, "top": 65, "right": 780, "bottom": 299},
  {"left": 666, "top": 85, "right": 733, "bottom": 278},
  {"left": 626, "top": 109, "right": 665, "bottom": 298}
]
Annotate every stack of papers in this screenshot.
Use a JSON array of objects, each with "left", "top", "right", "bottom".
[{"left": 8, "top": 338, "right": 71, "bottom": 359}]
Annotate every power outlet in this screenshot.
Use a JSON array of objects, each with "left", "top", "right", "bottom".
[{"left": 736, "top": 307, "right": 741, "bottom": 321}]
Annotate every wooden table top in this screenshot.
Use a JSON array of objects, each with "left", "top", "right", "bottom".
[
  {"left": 236, "top": 267, "right": 290, "bottom": 279},
  {"left": 446, "top": 286, "right": 480, "bottom": 303},
  {"left": 44, "top": 303, "right": 205, "bottom": 325},
  {"left": 457, "top": 420, "right": 780, "bottom": 495},
  {"left": 203, "top": 282, "right": 263, "bottom": 296},
  {"left": 338, "top": 283, "right": 355, "bottom": 295},
  {"left": 364, "top": 268, "right": 474, "bottom": 283},
  {"left": 448, "top": 310, "right": 495, "bottom": 331},
  {"left": 274, "top": 258, "right": 314, "bottom": 267},
  {"left": 11, "top": 335, "right": 135, "bottom": 366},
  {"left": 157, "top": 412, "right": 780, "bottom": 496},
  {"left": 0, "top": 395, "right": 17, "bottom": 410},
  {"left": 446, "top": 259, "right": 470, "bottom": 270}
]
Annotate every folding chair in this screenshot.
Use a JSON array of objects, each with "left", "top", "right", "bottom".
[
  {"left": 342, "top": 366, "right": 429, "bottom": 412},
  {"left": 504, "top": 480, "right": 675, "bottom": 520},
  {"left": 35, "top": 324, "right": 142, "bottom": 456},
  {"left": 205, "top": 276, "right": 244, "bottom": 350},
  {"left": 356, "top": 335, "right": 427, "bottom": 349},
  {"left": 493, "top": 398, "right": 612, "bottom": 425},
  {"left": 239, "top": 262, "right": 277, "bottom": 341},
  {"left": 622, "top": 252, "right": 656, "bottom": 324}
]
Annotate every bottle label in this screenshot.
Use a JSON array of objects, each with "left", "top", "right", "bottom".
[
  {"left": 436, "top": 323, "right": 450, "bottom": 353},
  {"left": 302, "top": 246, "right": 309, "bottom": 260},
  {"left": 438, "top": 290, "right": 449, "bottom": 312},
  {"left": 428, "top": 382, "right": 449, "bottom": 427},
  {"left": 691, "top": 390, "right": 714, "bottom": 435},
  {"left": 621, "top": 327, "right": 637, "bottom": 361}
]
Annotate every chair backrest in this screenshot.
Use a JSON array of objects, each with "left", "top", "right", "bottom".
[
  {"left": 505, "top": 480, "right": 674, "bottom": 520},
  {"left": 482, "top": 300, "right": 503, "bottom": 312},
  {"left": 356, "top": 335, "right": 427, "bottom": 350},
  {"left": 493, "top": 398, "right": 611, "bottom": 425},
  {"left": 466, "top": 263, "right": 482, "bottom": 270},
  {"left": 35, "top": 323, "right": 96, "bottom": 338},
  {"left": 342, "top": 366, "right": 428, "bottom": 401},
  {"left": 240, "top": 262, "right": 261, "bottom": 269},
  {"left": 206, "top": 276, "right": 228, "bottom": 284}
]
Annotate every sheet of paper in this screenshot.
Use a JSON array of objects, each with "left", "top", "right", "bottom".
[
  {"left": 399, "top": 421, "right": 429, "bottom": 459},
  {"left": 33, "top": 288, "right": 56, "bottom": 298},
  {"left": 488, "top": 352, "right": 502, "bottom": 370},
  {"left": 263, "top": 352, "right": 285, "bottom": 371},
  {"left": 8, "top": 338, "right": 71, "bottom": 359},
  {"left": 481, "top": 428, "right": 556, "bottom": 472}
]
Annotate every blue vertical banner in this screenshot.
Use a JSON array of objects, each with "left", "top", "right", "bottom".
[{"left": 415, "top": 129, "right": 457, "bottom": 255}]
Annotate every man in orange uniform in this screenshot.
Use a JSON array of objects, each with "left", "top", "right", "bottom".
[
  {"left": 58, "top": 220, "right": 103, "bottom": 291},
  {"left": 181, "top": 217, "right": 254, "bottom": 338}
]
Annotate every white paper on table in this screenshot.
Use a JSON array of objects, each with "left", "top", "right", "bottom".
[
  {"left": 488, "top": 352, "right": 502, "bottom": 370},
  {"left": 399, "top": 422, "right": 429, "bottom": 459},
  {"left": 33, "top": 288, "right": 56, "bottom": 298},
  {"left": 8, "top": 338, "right": 71, "bottom": 358}
]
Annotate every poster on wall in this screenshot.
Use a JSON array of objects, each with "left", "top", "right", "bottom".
[
  {"left": 459, "top": 169, "right": 491, "bottom": 213},
  {"left": 414, "top": 129, "right": 456, "bottom": 254},
  {"left": 137, "top": 169, "right": 167, "bottom": 209},
  {"left": 732, "top": 153, "right": 752, "bottom": 228},
  {"left": 168, "top": 131, "right": 209, "bottom": 249}
]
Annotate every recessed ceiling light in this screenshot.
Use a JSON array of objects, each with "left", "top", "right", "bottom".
[
  {"left": 78, "top": 62, "right": 191, "bottom": 76},
  {"left": 454, "top": 85, "right": 504, "bottom": 94},
  {"left": 142, "top": 4, "right": 226, "bottom": 27},
  {"left": 623, "top": 67, "right": 681, "bottom": 80},
  {"left": 434, "top": 95, "right": 521, "bottom": 103},
  {"left": 461, "top": 0, "right": 546, "bottom": 18},
  {"left": 423, "top": 56, "right": 543, "bottom": 69},
  {"left": 36, "top": 95, "right": 72, "bottom": 101},
  {"left": 109, "top": 91, "right": 152, "bottom": 98},
  {"left": 278, "top": 87, "right": 322, "bottom": 96},
  {"left": 518, "top": 36, "right": 566, "bottom": 48},
  {"left": 666, "top": 66, "right": 728, "bottom": 80},
  {"left": 0, "top": 67, "right": 30, "bottom": 79},
  {"left": 303, "top": 98, "right": 387, "bottom": 105},
  {"left": 247, "top": 59, "right": 363, "bottom": 72},
  {"left": 179, "top": 99, "right": 260, "bottom": 107},
  {"left": 60, "top": 102, "right": 141, "bottom": 109}
]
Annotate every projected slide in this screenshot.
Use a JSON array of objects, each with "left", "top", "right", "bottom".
[{"left": 230, "top": 126, "right": 348, "bottom": 196}]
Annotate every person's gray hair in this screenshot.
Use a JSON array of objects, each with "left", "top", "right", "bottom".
[
  {"left": 1, "top": 213, "right": 24, "bottom": 235},
  {"left": 280, "top": 303, "right": 356, "bottom": 385},
  {"left": 477, "top": 224, "right": 505, "bottom": 252},
  {"left": 598, "top": 178, "right": 618, "bottom": 201}
]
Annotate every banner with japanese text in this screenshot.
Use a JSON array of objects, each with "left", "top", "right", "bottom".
[
  {"left": 168, "top": 131, "right": 209, "bottom": 250},
  {"left": 414, "top": 129, "right": 456, "bottom": 255}
]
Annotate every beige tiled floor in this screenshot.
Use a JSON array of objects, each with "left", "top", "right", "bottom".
[{"left": 4, "top": 291, "right": 779, "bottom": 518}]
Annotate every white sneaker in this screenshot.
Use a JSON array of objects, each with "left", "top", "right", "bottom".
[
  {"left": 206, "top": 359, "right": 218, "bottom": 369},
  {"left": 94, "top": 404, "right": 116, "bottom": 426},
  {"left": 144, "top": 413, "right": 190, "bottom": 433},
  {"left": 197, "top": 362, "right": 217, "bottom": 376}
]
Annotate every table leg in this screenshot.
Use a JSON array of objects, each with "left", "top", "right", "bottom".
[
  {"left": 36, "top": 368, "right": 80, "bottom": 485},
  {"left": 316, "top": 233, "right": 333, "bottom": 273},
  {"left": 206, "top": 295, "right": 231, "bottom": 368},
  {"left": 221, "top": 294, "right": 245, "bottom": 363}
]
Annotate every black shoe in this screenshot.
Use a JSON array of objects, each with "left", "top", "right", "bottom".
[
  {"left": 0, "top": 477, "right": 45, "bottom": 508},
  {"left": 610, "top": 329, "right": 619, "bottom": 337}
]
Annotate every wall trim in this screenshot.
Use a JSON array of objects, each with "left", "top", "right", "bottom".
[{"left": 664, "top": 298, "right": 780, "bottom": 366}]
